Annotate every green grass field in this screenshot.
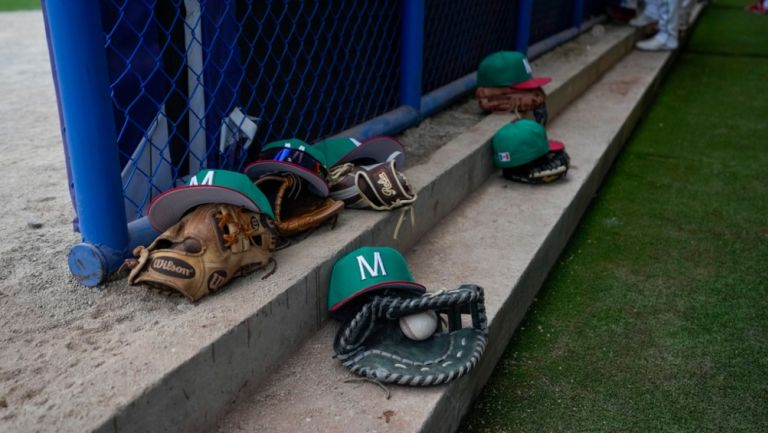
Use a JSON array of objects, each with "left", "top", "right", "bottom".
[
  {"left": 462, "top": 4, "right": 768, "bottom": 433},
  {"left": 0, "top": 0, "right": 39, "bottom": 11}
]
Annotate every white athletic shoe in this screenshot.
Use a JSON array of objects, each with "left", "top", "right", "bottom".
[
  {"left": 636, "top": 34, "right": 678, "bottom": 51},
  {"left": 629, "top": 14, "right": 657, "bottom": 27}
]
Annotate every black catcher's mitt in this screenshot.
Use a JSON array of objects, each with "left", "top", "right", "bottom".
[
  {"left": 334, "top": 284, "right": 488, "bottom": 386},
  {"left": 503, "top": 149, "right": 570, "bottom": 184}
]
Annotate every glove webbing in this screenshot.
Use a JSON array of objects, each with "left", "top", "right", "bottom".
[
  {"left": 216, "top": 206, "right": 259, "bottom": 249},
  {"left": 504, "top": 151, "right": 570, "bottom": 184},
  {"left": 336, "top": 285, "right": 488, "bottom": 386},
  {"left": 255, "top": 174, "right": 302, "bottom": 224},
  {"left": 328, "top": 163, "right": 355, "bottom": 186},
  {"left": 530, "top": 151, "right": 570, "bottom": 178},
  {"left": 336, "top": 285, "right": 487, "bottom": 352}
]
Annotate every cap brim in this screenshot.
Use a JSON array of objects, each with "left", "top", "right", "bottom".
[
  {"left": 149, "top": 185, "right": 263, "bottom": 232},
  {"left": 245, "top": 161, "right": 329, "bottom": 197},
  {"left": 328, "top": 280, "right": 426, "bottom": 313},
  {"left": 338, "top": 136, "right": 406, "bottom": 169},
  {"left": 549, "top": 140, "right": 565, "bottom": 152},
  {"left": 511, "top": 77, "right": 552, "bottom": 90}
]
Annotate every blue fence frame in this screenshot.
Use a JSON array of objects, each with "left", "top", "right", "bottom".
[{"left": 43, "top": 0, "right": 607, "bottom": 286}]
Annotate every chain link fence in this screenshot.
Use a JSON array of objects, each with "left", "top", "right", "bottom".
[
  {"left": 423, "top": 0, "right": 519, "bottom": 94},
  {"left": 101, "top": 0, "right": 403, "bottom": 221},
  {"left": 44, "top": 0, "right": 608, "bottom": 283},
  {"left": 531, "top": 0, "right": 577, "bottom": 44},
  {"left": 584, "top": 0, "right": 610, "bottom": 18}
]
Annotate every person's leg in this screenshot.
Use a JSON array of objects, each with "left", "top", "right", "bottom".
[
  {"left": 621, "top": 0, "right": 638, "bottom": 8},
  {"left": 659, "top": 0, "right": 680, "bottom": 47},
  {"left": 644, "top": 0, "right": 660, "bottom": 20},
  {"left": 636, "top": 0, "right": 680, "bottom": 50},
  {"left": 679, "top": 0, "right": 693, "bottom": 35},
  {"left": 630, "top": 0, "right": 660, "bottom": 26}
]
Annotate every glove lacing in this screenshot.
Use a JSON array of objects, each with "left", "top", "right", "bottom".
[
  {"left": 328, "top": 163, "right": 356, "bottom": 187},
  {"left": 392, "top": 205, "right": 415, "bottom": 240},
  {"left": 216, "top": 207, "right": 279, "bottom": 279},
  {"left": 216, "top": 207, "right": 256, "bottom": 248}
]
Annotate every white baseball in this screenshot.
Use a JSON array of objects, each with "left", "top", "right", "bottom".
[{"left": 399, "top": 310, "right": 438, "bottom": 341}]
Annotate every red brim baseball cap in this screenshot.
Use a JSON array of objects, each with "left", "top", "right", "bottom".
[
  {"left": 549, "top": 140, "right": 565, "bottom": 152},
  {"left": 511, "top": 77, "right": 552, "bottom": 90}
]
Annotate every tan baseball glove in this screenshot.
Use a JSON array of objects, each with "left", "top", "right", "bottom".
[
  {"left": 255, "top": 173, "right": 344, "bottom": 237},
  {"left": 125, "top": 203, "right": 277, "bottom": 301},
  {"left": 476, "top": 87, "right": 548, "bottom": 125}
]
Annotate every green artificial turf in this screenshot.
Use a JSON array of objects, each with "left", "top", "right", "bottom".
[
  {"left": 711, "top": 0, "right": 759, "bottom": 9},
  {"left": 0, "top": 0, "right": 39, "bottom": 11},
  {"left": 461, "top": 5, "right": 768, "bottom": 433},
  {"left": 690, "top": 5, "right": 768, "bottom": 57}
]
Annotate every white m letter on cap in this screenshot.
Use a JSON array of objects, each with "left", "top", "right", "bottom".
[
  {"left": 357, "top": 252, "right": 387, "bottom": 281},
  {"left": 189, "top": 171, "right": 215, "bottom": 186}
]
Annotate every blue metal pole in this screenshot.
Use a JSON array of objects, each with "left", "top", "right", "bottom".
[
  {"left": 573, "top": 0, "right": 585, "bottom": 30},
  {"left": 528, "top": 15, "right": 605, "bottom": 60},
  {"left": 400, "top": 0, "right": 425, "bottom": 112},
  {"left": 44, "top": 0, "right": 129, "bottom": 286},
  {"left": 421, "top": 72, "right": 476, "bottom": 118},
  {"left": 41, "top": 1, "right": 80, "bottom": 232},
  {"left": 515, "top": 0, "right": 534, "bottom": 53},
  {"left": 528, "top": 27, "right": 580, "bottom": 59},
  {"left": 334, "top": 106, "right": 420, "bottom": 141}
]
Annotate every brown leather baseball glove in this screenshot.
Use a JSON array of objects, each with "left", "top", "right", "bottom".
[
  {"left": 329, "top": 160, "right": 417, "bottom": 210},
  {"left": 125, "top": 203, "right": 277, "bottom": 301},
  {"left": 255, "top": 173, "right": 344, "bottom": 237},
  {"left": 476, "top": 87, "right": 548, "bottom": 125}
]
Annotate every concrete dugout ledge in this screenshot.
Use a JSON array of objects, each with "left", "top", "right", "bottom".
[
  {"left": 215, "top": 6, "right": 705, "bottom": 430},
  {"left": 7, "top": 23, "right": 644, "bottom": 433}
]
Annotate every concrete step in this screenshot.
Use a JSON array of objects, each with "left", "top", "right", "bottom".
[
  {"left": 89, "top": 26, "right": 640, "bottom": 433},
  {"left": 1, "top": 23, "right": 641, "bottom": 433},
  {"left": 213, "top": 39, "right": 682, "bottom": 433}
]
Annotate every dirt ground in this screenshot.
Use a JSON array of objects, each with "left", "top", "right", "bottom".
[
  {"left": 0, "top": 10, "right": 222, "bottom": 431},
  {"left": 397, "top": 97, "right": 485, "bottom": 167}
]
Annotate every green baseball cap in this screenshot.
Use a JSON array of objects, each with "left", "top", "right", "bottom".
[
  {"left": 328, "top": 246, "right": 425, "bottom": 317},
  {"left": 148, "top": 169, "right": 274, "bottom": 232},
  {"left": 244, "top": 139, "right": 330, "bottom": 196},
  {"left": 315, "top": 136, "right": 405, "bottom": 169},
  {"left": 491, "top": 120, "right": 564, "bottom": 168},
  {"left": 477, "top": 51, "right": 551, "bottom": 89}
]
